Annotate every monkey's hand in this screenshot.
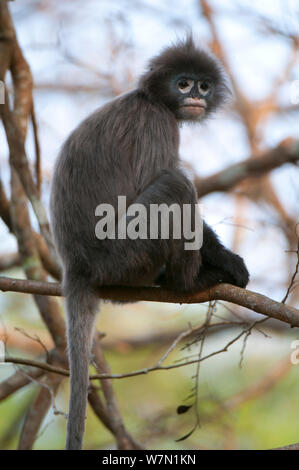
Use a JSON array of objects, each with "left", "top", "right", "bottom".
[
  {"left": 156, "top": 252, "right": 249, "bottom": 292},
  {"left": 201, "top": 222, "right": 249, "bottom": 288},
  {"left": 195, "top": 254, "right": 249, "bottom": 291},
  {"left": 215, "top": 251, "right": 249, "bottom": 288}
]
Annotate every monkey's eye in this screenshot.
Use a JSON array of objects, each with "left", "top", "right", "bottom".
[
  {"left": 177, "top": 78, "right": 194, "bottom": 94},
  {"left": 198, "top": 80, "right": 211, "bottom": 96}
]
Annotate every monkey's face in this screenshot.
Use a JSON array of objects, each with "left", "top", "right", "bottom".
[
  {"left": 173, "top": 74, "right": 213, "bottom": 121},
  {"left": 139, "top": 38, "right": 229, "bottom": 121},
  {"left": 154, "top": 70, "right": 226, "bottom": 122}
]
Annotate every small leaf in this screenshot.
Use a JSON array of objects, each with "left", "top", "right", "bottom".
[
  {"left": 175, "top": 426, "right": 197, "bottom": 442},
  {"left": 176, "top": 404, "right": 192, "bottom": 415}
]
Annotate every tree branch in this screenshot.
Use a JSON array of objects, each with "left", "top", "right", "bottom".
[
  {"left": 195, "top": 138, "right": 299, "bottom": 198},
  {"left": 0, "top": 276, "right": 298, "bottom": 327}
]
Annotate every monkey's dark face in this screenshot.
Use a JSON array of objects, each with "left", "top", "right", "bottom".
[
  {"left": 171, "top": 74, "right": 214, "bottom": 121},
  {"left": 139, "top": 37, "right": 229, "bottom": 123}
]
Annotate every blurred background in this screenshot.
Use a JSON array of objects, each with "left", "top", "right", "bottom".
[{"left": 0, "top": 0, "right": 299, "bottom": 450}]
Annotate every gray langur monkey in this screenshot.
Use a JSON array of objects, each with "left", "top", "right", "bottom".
[{"left": 50, "top": 37, "right": 249, "bottom": 449}]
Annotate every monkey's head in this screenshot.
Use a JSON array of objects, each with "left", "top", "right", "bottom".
[{"left": 139, "top": 36, "right": 229, "bottom": 122}]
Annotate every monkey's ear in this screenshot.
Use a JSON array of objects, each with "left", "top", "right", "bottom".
[
  {"left": 147, "top": 63, "right": 164, "bottom": 74},
  {"left": 138, "top": 63, "right": 168, "bottom": 95}
]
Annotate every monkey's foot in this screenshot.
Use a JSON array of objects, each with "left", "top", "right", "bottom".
[{"left": 219, "top": 252, "right": 249, "bottom": 288}]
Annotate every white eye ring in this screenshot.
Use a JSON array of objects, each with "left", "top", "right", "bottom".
[
  {"left": 177, "top": 78, "right": 194, "bottom": 94},
  {"left": 198, "top": 80, "right": 211, "bottom": 96}
]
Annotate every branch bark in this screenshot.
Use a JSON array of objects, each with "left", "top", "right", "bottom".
[
  {"left": 18, "top": 374, "right": 62, "bottom": 450},
  {"left": 1, "top": 276, "right": 298, "bottom": 327},
  {"left": 195, "top": 139, "right": 299, "bottom": 197}
]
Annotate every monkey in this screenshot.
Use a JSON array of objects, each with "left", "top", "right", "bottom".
[{"left": 50, "top": 36, "right": 249, "bottom": 450}]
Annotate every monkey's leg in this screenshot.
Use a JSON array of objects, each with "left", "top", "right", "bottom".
[
  {"left": 97, "top": 168, "right": 202, "bottom": 292},
  {"left": 100, "top": 169, "right": 248, "bottom": 293},
  {"left": 130, "top": 168, "right": 202, "bottom": 292},
  {"left": 199, "top": 222, "right": 249, "bottom": 288}
]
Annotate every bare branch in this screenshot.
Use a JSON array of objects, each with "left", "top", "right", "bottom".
[
  {"left": 272, "top": 442, "right": 299, "bottom": 450},
  {"left": 282, "top": 225, "right": 299, "bottom": 304},
  {"left": 18, "top": 374, "right": 62, "bottom": 450},
  {"left": 1, "top": 276, "right": 298, "bottom": 327},
  {"left": 0, "top": 367, "right": 44, "bottom": 402},
  {"left": 225, "top": 356, "right": 293, "bottom": 412},
  {"left": 30, "top": 104, "right": 42, "bottom": 197},
  {"left": 92, "top": 339, "right": 143, "bottom": 449},
  {"left": 3, "top": 320, "right": 268, "bottom": 381},
  {"left": 195, "top": 139, "right": 299, "bottom": 198},
  {"left": 0, "top": 179, "right": 61, "bottom": 279}
]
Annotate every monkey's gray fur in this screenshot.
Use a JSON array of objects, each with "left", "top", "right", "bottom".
[{"left": 50, "top": 37, "right": 249, "bottom": 449}]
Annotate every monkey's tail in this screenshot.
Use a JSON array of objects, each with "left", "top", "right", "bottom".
[{"left": 64, "top": 279, "right": 98, "bottom": 450}]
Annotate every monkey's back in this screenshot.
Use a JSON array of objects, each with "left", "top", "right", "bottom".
[{"left": 50, "top": 90, "right": 179, "bottom": 281}]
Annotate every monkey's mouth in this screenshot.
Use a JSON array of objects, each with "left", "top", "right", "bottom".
[
  {"left": 181, "top": 105, "right": 206, "bottom": 116},
  {"left": 182, "top": 104, "right": 206, "bottom": 109}
]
